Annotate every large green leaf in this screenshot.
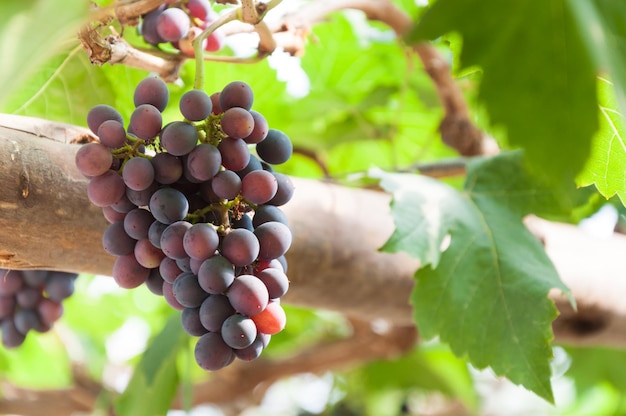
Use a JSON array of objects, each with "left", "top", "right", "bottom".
[
  {"left": 0, "top": 0, "right": 88, "bottom": 108},
  {"left": 115, "top": 314, "right": 187, "bottom": 416},
  {"left": 407, "top": 0, "right": 598, "bottom": 185},
  {"left": 566, "top": 346, "right": 626, "bottom": 393},
  {"left": 378, "top": 151, "right": 572, "bottom": 402},
  {"left": 577, "top": 79, "right": 626, "bottom": 204}
]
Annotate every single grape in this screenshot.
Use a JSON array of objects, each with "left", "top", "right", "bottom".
[
  {"left": 220, "top": 107, "right": 255, "bottom": 139},
  {"left": 205, "top": 30, "right": 225, "bottom": 52},
  {"left": 87, "top": 104, "right": 123, "bottom": 135},
  {"left": 198, "top": 255, "right": 235, "bottom": 294},
  {"left": 75, "top": 142, "right": 113, "bottom": 177},
  {"left": 219, "top": 81, "right": 254, "bottom": 111},
  {"left": 16, "top": 287, "right": 43, "bottom": 309},
  {"left": 243, "top": 110, "right": 269, "bottom": 144},
  {"left": 38, "top": 298, "right": 64, "bottom": 327},
  {"left": 134, "top": 76, "right": 169, "bottom": 112},
  {"left": 21, "top": 270, "right": 47, "bottom": 288},
  {"left": 151, "top": 152, "right": 183, "bottom": 184},
  {"left": 182, "top": 307, "right": 208, "bottom": 336},
  {"left": 159, "top": 256, "right": 184, "bottom": 284},
  {"left": 227, "top": 274, "right": 269, "bottom": 317},
  {"left": 110, "top": 193, "right": 136, "bottom": 214},
  {"left": 149, "top": 220, "right": 169, "bottom": 248},
  {"left": 236, "top": 154, "right": 263, "bottom": 179},
  {"left": 241, "top": 170, "right": 278, "bottom": 205},
  {"left": 0, "top": 271, "right": 23, "bottom": 295},
  {"left": 102, "top": 221, "right": 136, "bottom": 256},
  {"left": 221, "top": 229, "right": 259, "bottom": 267},
  {"left": 14, "top": 309, "right": 41, "bottom": 335},
  {"left": 255, "top": 129, "right": 292, "bottom": 165},
  {"left": 160, "top": 121, "right": 199, "bottom": 156},
  {"left": 149, "top": 187, "right": 189, "bottom": 224},
  {"left": 188, "top": 0, "right": 212, "bottom": 21},
  {"left": 173, "top": 272, "right": 209, "bottom": 308},
  {"left": 186, "top": 143, "right": 222, "bottom": 182},
  {"left": 218, "top": 137, "right": 250, "bottom": 171},
  {"left": 254, "top": 221, "right": 292, "bottom": 261},
  {"left": 268, "top": 172, "right": 295, "bottom": 206},
  {"left": 102, "top": 205, "right": 127, "bottom": 223},
  {"left": 256, "top": 267, "right": 289, "bottom": 299},
  {"left": 140, "top": 7, "right": 166, "bottom": 45},
  {"left": 128, "top": 104, "right": 163, "bottom": 141},
  {"left": 2, "top": 320, "right": 26, "bottom": 348},
  {"left": 160, "top": 220, "right": 193, "bottom": 260},
  {"left": 97, "top": 120, "right": 127, "bottom": 149},
  {"left": 250, "top": 301, "right": 286, "bottom": 335},
  {"left": 112, "top": 253, "right": 150, "bottom": 289},
  {"left": 134, "top": 238, "right": 166, "bottom": 268},
  {"left": 194, "top": 332, "right": 235, "bottom": 371},
  {"left": 126, "top": 181, "right": 159, "bottom": 207},
  {"left": 210, "top": 92, "right": 222, "bottom": 115},
  {"left": 183, "top": 223, "right": 219, "bottom": 260},
  {"left": 211, "top": 170, "right": 241, "bottom": 200},
  {"left": 123, "top": 156, "right": 155, "bottom": 191},
  {"left": 45, "top": 272, "right": 77, "bottom": 302},
  {"left": 87, "top": 170, "right": 126, "bottom": 207},
  {"left": 252, "top": 205, "right": 289, "bottom": 228},
  {"left": 124, "top": 208, "right": 154, "bottom": 240},
  {"left": 232, "top": 213, "right": 253, "bottom": 231},
  {"left": 156, "top": 7, "right": 190, "bottom": 42},
  {"left": 180, "top": 89, "right": 212, "bottom": 121},
  {"left": 163, "top": 281, "right": 185, "bottom": 310},
  {"left": 221, "top": 314, "right": 257, "bottom": 349},
  {"left": 233, "top": 333, "right": 268, "bottom": 361},
  {"left": 199, "top": 294, "right": 235, "bottom": 332}
]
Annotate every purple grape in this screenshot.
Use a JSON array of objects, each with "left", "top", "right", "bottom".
[
  {"left": 194, "top": 332, "right": 235, "bottom": 371},
  {"left": 128, "top": 104, "right": 163, "bottom": 140},
  {"left": 149, "top": 187, "right": 189, "bottom": 224},
  {"left": 112, "top": 253, "right": 150, "bottom": 289},
  {"left": 227, "top": 274, "right": 269, "bottom": 316},
  {"left": 159, "top": 257, "right": 184, "bottom": 284},
  {"left": 21, "top": 270, "right": 47, "bottom": 288},
  {"left": 124, "top": 208, "right": 154, "bottom": 240},
  {"left": 123, "top": 156, "right": 155, "bottom": 191},
  {"left": 145, "top": 268, "right": 165, "bottom": 296},
  {"left": 198, "top": 255, "right": 235, "bottom": 294},
  {"left": 186, "top": 143, "right": 221, "bottom": 182},
  {"left": 38, "top": 298, "right": 63, "bottom": 327},
  {"left": 134, "top": 76, "right": 169, "bottom": 112},
  {"left": 45, "top": 272, "right": 76, "bottom": 302},
  {"left": 2, "top": 320, "right": 26, "bottom": 348},
  {"left": 140, "top": 7, "right": 166, "bottom": 45},
  {"left": 75, "top": 142, "right": 112, "bottom": 177},
  {"left": 221, "top": 228, "right": 259, "bottom": 267},
  {"left": 160, "top": 220, "right": 192, "bottom": 260},
  {"left": 126, "top": 181, "right": 159, "bottom": 207},
  {"left": 233, "top": 333, "right": 268, "bottom": 361},
  {"left": 254, "top": 221, "right": 292, "bottom": 261},
  {"left": 241, "top": 170, "right": 277, "bottom": 205},
  {"left": 98, "top": 119, "right": 127, "bottom": 149},
  {"left": 149, "top": 220, "right": 168, "bottom": 248},
  {"left": 188, "top": 0, "right": 212, "bottom": 21},
  {"left": 221, "top": 314, "right": 257, "bottom": 349},
  {"left": 0, "top": 271, "right": 23, "bottom": 295},
  {"left": 87, "top": 104, "right": 123, "bottom": 134},
  {"left": 267, "top": 172, "right": 295, "bottom": 206},
  {"left": 151, "top": 152, "right": 183, "bottom": 184},
  {"left": 173, "top": 272, "right": 208, "bottom": 308},
  {"left": 87, "top": 170, "right": 126, "bottom": 207},
  {"left": 208, "top": 170, "right": 239, "bottom": 200},
  {"left": 16, "top": 287, "right": 43, "bottom": 309},
  {"left": 243, "top": 110, "right": 269, "bottom": 144},
  {"left": 220, "top": 107, "right": 254, "bottom": 139},
  {"left": 256, "top": 267, "right": 289, "bottom": 299},
  {"left": 163, "top": 281, "right": 185, "bottom": 310},
  {"left": 160, "top": 121, "right": 199, "bottom": 156},
  {"left": 14, "top": 309, "right": 41, "bottom": 335},
  {"left": 255, "top": 129, "right": 292, "bottom": 165},
  {"left": 134, "top": 238, "right": 166, "bottom": 268},
  {"left": 252, "top": 205, "right": 289, "bottom": 228},
  {"left": 182, "top": 307, "right": 208, "bottom": 336},
  {"left": 199, "top": 294, "right": 235, "bottom": 332},
  {"left": 219, "top": 81, "right": 254, "bottom": 111},
  {"left": 110, "top": 193, "right": 137, "bottom": 214},
  {"left": 157, "top": 8, "right": 190, "bottom": 42},
  {"left": 102, "top": 221, "right": 136, "bottom": 256},
  {"left": 236, "top": 154, "right": 262, "bottom": 179},
  {"left": 218, "top": 138, "right": 250, "bottom": 171},
  {"left": 102, "top": 206, "right": 127, "bottom": 223},
  {"left": 180, "top": 89, "right": 212, "bottom": 121},
  {"left": 183, "top": 223, "right": 219, "bottom": 260}
]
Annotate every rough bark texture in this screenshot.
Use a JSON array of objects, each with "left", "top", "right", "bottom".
[{"left": 1, "top": 115, "right": 626, "bottom": 348}]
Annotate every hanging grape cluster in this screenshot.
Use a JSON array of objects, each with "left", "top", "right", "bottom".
[
  {"left": 139, "top": 0, "right": 225, "bottom": 56},
  {"left": 76, "top": 77, "right": 294, "bottom": 370},
  {"left": 0, "top": 269, "right": 77, "bottom": 348}
]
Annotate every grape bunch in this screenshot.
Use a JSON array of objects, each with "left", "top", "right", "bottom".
[
  {"left": 0, "top": 269, "right": 77, "bottom": 348},
  {"left": 77, "top": 77, "right": 295, "bottom": 371},
  {"left": 139, "top": 0, "right": 225, "bottom": 56}
]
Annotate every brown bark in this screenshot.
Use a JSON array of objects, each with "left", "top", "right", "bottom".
[{"left": 1, "top": 115, "right": 626, "bottom": 348}]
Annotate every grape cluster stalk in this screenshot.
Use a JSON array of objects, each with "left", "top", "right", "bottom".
[
  {"left": 77, "top": 77, "right": 295, "bottom": 370},
  {"left": 0, "top": 269, "right": 77, "bottom": 348},
  {"left": 139, "top": 0, "right": 225, "bottom": 56}
]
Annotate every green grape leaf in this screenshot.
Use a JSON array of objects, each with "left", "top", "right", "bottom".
[
  {"left": 577, "top": 78, "right": 626, "bottom": 204},
  {"left": 378, "top": 151, "right": 572, "bottom": 403},
  {"left": 406, "top": 0, "right": 598, "bottom": 185},
  {"left": 115, "top": 314, "right": 186, "bottom": 416},
  {"left": 565, "top": 346, "right": 626, "bottom": 394}
]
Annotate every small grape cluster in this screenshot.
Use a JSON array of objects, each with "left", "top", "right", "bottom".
[
  {"left": 76, "top": 77, "right": 294, "bottom": 371},
  {"left": 139, "top": 0, "right": 225, "bottom": 56},
  {"left": 0, "top": 269, "right": 77, "bottom": 348}
]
